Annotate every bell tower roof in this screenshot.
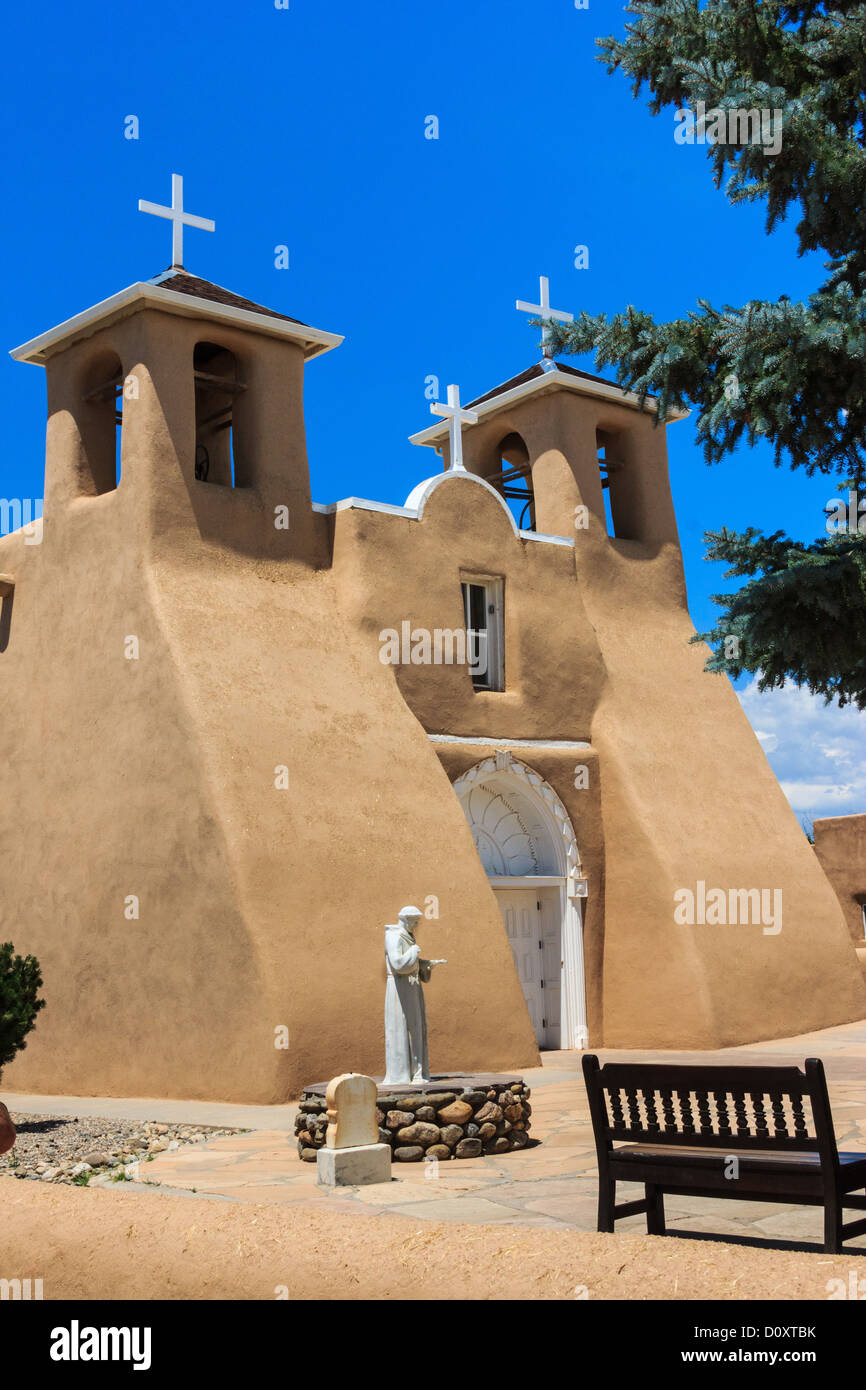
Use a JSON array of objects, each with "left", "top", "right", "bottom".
[
  {"left": 409, "top": 361, "right": 688, "bottom": 450},
  {"left": 10, "top": 267, "right": 343, "bottom": 367}
]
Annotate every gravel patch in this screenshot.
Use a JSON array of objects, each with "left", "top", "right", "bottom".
[{"left": 0, "top": 1113, "right": 245, "bottom": 1186}]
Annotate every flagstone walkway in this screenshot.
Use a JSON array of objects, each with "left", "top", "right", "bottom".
[{"left": 7, "top": 1018, "right": 866, "bottom": 1251}]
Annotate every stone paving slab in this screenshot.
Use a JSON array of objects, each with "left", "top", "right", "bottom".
[{"left": 8, "top": 1017, "right": 866, "bottom": 1251}]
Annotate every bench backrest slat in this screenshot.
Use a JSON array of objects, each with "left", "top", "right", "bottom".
[{"left": 583, "top": 1055, "right": 836, "bottom": 1156}]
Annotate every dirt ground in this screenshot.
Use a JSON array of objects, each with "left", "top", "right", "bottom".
[{"left": 0, "top": 1178, "right": 858, "bottom": 1301}]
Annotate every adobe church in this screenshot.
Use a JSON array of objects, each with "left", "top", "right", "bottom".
[{"left": 1, "top": 177, "right": 864, "bottom": 1103}]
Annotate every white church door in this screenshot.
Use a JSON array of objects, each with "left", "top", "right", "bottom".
[
  {"left": 495, "top": 888, "right": 561, "bottom": 1049},
  {"left": 454, "top": 754, "right": 588, "bottom": 1052}
]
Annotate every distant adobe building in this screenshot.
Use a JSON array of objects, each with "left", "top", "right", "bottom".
[
  {"left": 814, "top": 815, "right": 866, "bottom": 977},
  {"left": 1, "top": 230, "right": 863, "bottom": 1101}
]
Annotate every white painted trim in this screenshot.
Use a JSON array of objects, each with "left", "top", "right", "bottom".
[
  {"left": 311, "top": 489, "right": 576, "bottom": 549},
  {"left": 429, "top": 734, "right": 590, "bottom": 749},
  {"left": 405, "top": 470, "right": 519, "bottom": 535},
  {"left": 488, "top": 875, "right": 564, "bottom": 889},
  {"left": 11, "top": 282, "right": 343, "bottom": 365},
  {"left": 409, "top": 367, "right": 689, "bottom": 448},
  {"left": 312, "top": 497, "right": 416, "bottom": 519},
  {"left": 520, "top": 529, "right": 575, "bottom": 547},
  {"left": 453, "top": 754, "right": 589, "bottom": 1050}
]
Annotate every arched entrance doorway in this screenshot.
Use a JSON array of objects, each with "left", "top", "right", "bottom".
[{"left": 453, "top": 753, "right": 588, "bottom": 1050}]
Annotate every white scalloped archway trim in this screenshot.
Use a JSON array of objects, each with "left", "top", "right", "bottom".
[{"left": 453, "top": 754, "right": 582, "bottom": 884}]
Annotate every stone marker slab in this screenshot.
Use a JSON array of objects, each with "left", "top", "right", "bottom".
[
  {"left": 325, "top": 1073, "right": 378, "bottom": 1150},
  {"left": 317, "top": 1142, "right": 392, "bottom": 1188}
]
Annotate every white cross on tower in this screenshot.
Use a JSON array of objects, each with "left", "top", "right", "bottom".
[
  {"left": 138, "top": 174, "right": 215, "bottom": 268},
  {"left": 430, "top": 384, "right": 479, "bottom": 472},
  {"left": 516, "top": 275, "right": 574, "bottom": 361}
]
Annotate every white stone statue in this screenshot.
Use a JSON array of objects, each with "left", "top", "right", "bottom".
[{"left": 383, "top": 906, "right": 446, "bottom": 1085}]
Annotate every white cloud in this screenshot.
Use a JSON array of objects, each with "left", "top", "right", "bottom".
[{"left": 737, "top": 678, "right": 866, "bottom": 821}]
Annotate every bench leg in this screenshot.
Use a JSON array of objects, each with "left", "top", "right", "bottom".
[
  {"left": 646, "top": 1183, "right": 666, "bottom": 1236},
  {"left": 598, "top": 1178, "right": 616, "bottom": 1233},
  {"left": 824, "top": 1197, "right": 843, "bottom": 1255}
]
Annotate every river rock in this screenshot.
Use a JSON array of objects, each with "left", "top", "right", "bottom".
[
  {"left": 396, "top": 1122, "right": 440, "bottom": 1147},
  {"left": 455, "top": 1138, "right": 482, "bottom": 1159},
  {"left": 426, "top": 1144, "right": 451, "bottom": 1161},
  {"left": 437, "top": 1100, "right": 473, "bottom": 1125},
  {"left": 430, "top": 1093, "right": 458, "bottom": 1110},
  {"left": 477, "top": 1122, "right": 497, "bottom": 1142},
  {"left": 439, "top": 1125, "right": 463, "bottom": 1148},
  {"left": 461, "top": 1091, "right": 486, "bottom": 1108},
  {"left": 474, "top": 1102, "right": 503, "bottom": 1125},
  {"left": 80, "top": 1150, "right": 111, "bottom": 1167},
  {"left": 386, "top": 1110, "right": 414, "bottom": 1129},
  {"left": 394, "top": 1146, "right": 424, "bottom": 1162}
]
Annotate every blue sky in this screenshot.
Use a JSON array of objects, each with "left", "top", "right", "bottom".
[{"left": 2, "top": 0, "right": 863, "bottom": 820}]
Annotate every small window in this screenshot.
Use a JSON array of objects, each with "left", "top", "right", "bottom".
[
  {"left": 461, "top": 575, "right": 505, "bottom": 692},
  {"left": 194, "top": 342, "right": 247, "bottom": 487}
]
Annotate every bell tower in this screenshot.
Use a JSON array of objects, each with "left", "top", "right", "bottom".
[
  {"left": 11, "top": 174, "right": 342, "bottom": 564},
  {"left": 409, "top": 273, "right": 686, "bottom": 553},
  {"left": 410, "top": 361, "right": 686, "bottom": 548}
]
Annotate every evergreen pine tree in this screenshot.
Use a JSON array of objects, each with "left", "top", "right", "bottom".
[{"left": 542, "top": 2, "right": 866, "bottom": 705}]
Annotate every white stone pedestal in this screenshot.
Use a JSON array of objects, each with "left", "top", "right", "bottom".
[{"left": 316, "top": 1142, "right": 391, "bottom": 1187}]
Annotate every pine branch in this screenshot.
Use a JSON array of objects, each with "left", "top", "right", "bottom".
[{"left": 693, "top": 528, "right": 866, "bottom": 707}]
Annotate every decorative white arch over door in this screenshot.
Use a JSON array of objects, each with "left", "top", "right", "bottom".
[{"left": 453, "top": 752, "right": 588, "bottom": 1050}]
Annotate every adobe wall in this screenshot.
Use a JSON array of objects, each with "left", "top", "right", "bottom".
[
  {"left": 399, "top": 384, "right": 866, "bottom": 1048},
  {"left": 814, "top": 816, "right": 866, "bottom": 973},
  {"left": 0, "top": 311, "right": 541, "bottom": 1102},
  {"left": 2, "top": 302, "right": 863, "bottom": 1104}
]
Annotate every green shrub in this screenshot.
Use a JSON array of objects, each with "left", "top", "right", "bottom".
[{"left": 0, "top": 942, "right": 45, "bottom": 1075}]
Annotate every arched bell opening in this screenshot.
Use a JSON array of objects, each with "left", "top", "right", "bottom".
[
  {"left": 481, "top": 432, "right": 535, "bottom": 532},
  {"left": 193, "top": 342, "right": 248, "bottom": 488},
  {"left": 79, "top": 349, "right": 125, "bottom": 495}
]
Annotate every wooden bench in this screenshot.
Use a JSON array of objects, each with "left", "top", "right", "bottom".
[{"left": 582, "top": 1054, "right": 866, "bottom": 1253}]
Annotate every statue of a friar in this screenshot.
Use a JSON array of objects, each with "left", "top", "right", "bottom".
[{"left": 383, "top": 906, "right": 446, "bottom": 1085}]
